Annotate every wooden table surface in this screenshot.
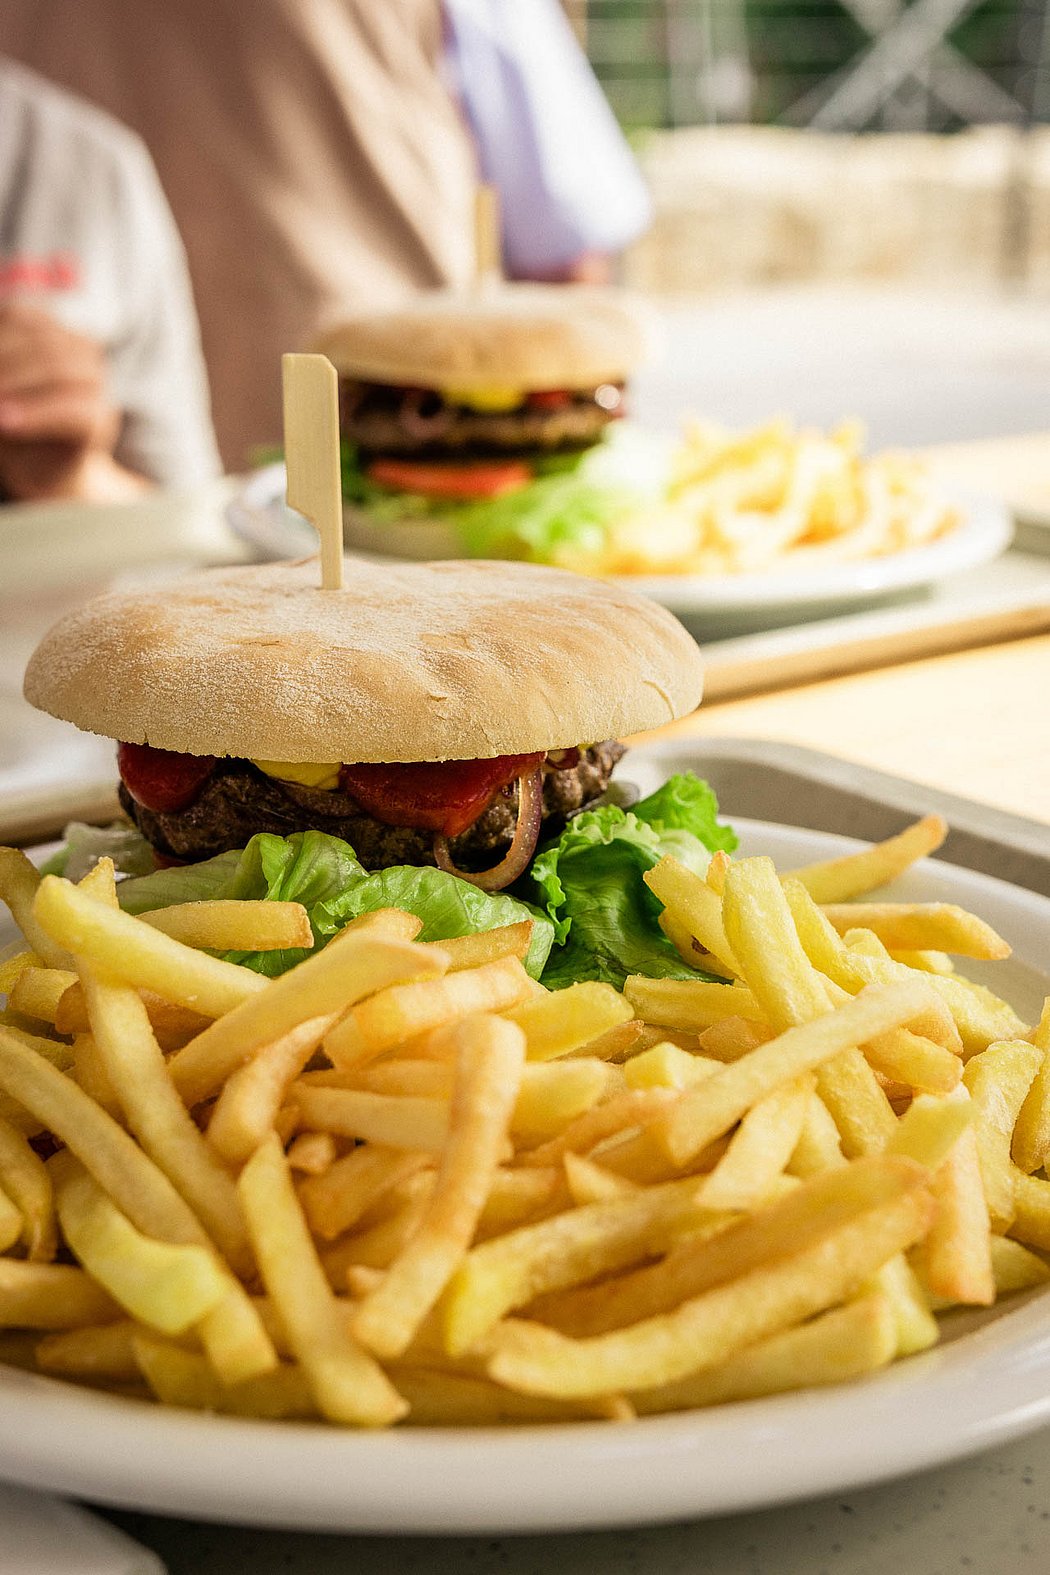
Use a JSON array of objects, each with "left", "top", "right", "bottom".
[{"left": 645, "top": 632, "right": 1050, "bottom": 826}]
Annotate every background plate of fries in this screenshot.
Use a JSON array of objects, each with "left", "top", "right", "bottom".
[{"left": 1, "top": 819, "right": 1050, "bottom": 1533}]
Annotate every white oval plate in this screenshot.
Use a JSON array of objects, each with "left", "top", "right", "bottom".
[
  {"left": 2, "top": 818, "right": 1050, "bottom": 1532},
  {"left": 227, "top": 464, "right": 1012, "bottom": 630}
]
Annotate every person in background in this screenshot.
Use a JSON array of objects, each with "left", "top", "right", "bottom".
[
  {"left": 0, "top": 59, "right": 219, "bottom": 504},
  {"left": 0, "top": 1, "right": 650, "bottom": 470}
]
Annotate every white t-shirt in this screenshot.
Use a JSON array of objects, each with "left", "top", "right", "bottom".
[{"left": 0, "top": 59, "right": 220, "bottom": 489}]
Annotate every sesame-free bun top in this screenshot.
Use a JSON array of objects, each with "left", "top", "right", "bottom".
[
  {"left": 311, "top": 285, "right": 651, "bottom": 391},
  {"left": 24, "top": 558, "right": 703, "bottom": 763}
]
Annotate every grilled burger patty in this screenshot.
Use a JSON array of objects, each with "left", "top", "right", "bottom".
[
  {"left": 120, "top": 743, "right": 626, "bottom": 868},
  {"left": 340, "top": 380, "right": 623, "bottom": 458}
]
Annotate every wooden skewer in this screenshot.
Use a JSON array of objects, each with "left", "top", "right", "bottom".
[
  {"left": 473, "top": 183, "right": 502, "bottom": 293},
  {"left": 282, "top": 352, "right": 344, "bottom": 591}
]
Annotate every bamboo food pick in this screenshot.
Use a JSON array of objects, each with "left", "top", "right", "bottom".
[
  {"left": 473, "top": 183, "right": 502, "bottom": 293},
  {"left": 282, "top": 352, "right": 344, "bottom": 591}
]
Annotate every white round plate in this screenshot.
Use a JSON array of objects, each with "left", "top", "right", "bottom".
[
  {"left": 2, "top": 819, "right": 1050, "bottom": 1532},
  {"left": 227, "top": 464, "right": 1012, "bottom": 631}
]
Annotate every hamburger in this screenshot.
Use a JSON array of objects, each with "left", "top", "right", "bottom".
[
  {"left": 23, "top": 556, "right": 734, "bottom": 988},
  {"left": 310, "top": 286, "right": 667, "bottom": 566}
]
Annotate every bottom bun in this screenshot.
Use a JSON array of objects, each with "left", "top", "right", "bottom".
[{"left": 342, "top": 505, "right": 464, "bottom": 561}]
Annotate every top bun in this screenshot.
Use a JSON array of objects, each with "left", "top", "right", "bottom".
[
  {"left": 24, "top": 558, "right": 703, "bottom": 763},
  {"left": 312, "top": 285, "right": 652, "bottom": 391}
]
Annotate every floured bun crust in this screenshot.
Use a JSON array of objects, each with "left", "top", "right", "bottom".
[
  {"left": 24, "top": 558, "right": 704, "bottom": 762},
  {"left": 311, "top": 286, "right": 652, "bottom": 391}
]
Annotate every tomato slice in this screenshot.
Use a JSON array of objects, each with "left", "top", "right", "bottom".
[
  {"left": 339, "top": 754, "right": 544, "bottom": 839},
  {"left": 526, "top": 390, "right": 574, "bottom": 410},
  {"left": 117, "top": 742, "right": 217, "bottom": 813},
  {"left": 366, "top": 459, "right": 532, "bottom": 500}
]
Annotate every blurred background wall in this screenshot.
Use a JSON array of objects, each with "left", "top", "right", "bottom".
[{"left": 562, "top": 0, "right": 1050, "bottom": 294}]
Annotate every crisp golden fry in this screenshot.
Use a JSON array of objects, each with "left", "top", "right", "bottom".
[
  {"left": 654, "top": 980, "right": 932, "bottom": 1168},
  {"left": 0, "top": 848, "right": 74, "bottom": 968},
  {"left": 890, "top": 949, "right": 955, "bottom": 974},
  {"left": 989, "top": 1235, "right": 1050, "bottom": 1296},
  {"left": 0, "top": 1258, "right": 119, "bottom": 1328},
  {"left": 862, "top": 1028, "right": 962, "bottom": 1095},
  {"left": 353, "top": 1017, "right": 525, "bottom": 1358},
  {"left": 1008, "top": 1173, "right": 1050, "bottom": 1252},
  {"left": 886, "top": 1088, "right": 972, "bottom": 1170},
  {"left": 488, "top": 1183, "right": 935, "bottom": 1398},
  {"left": 0, "top": 1187, "right": 21, "bottom": 1253},
  {"left": 33, "top": 875, "right": 267, "bottom": 1017},
  {"left": 442, "top": 1176, "right": 721, "bottom": 1357},
  {"left": 7, "top": 965, "right": 76, "bottom": 1025},
  {"left": 697, "top": 1016, "right": 773, "bottom": 1062},
  {"left": 206, "top": 1015, "right": 335, "bottom": 1167},
  {"left": 512, "top": 1059, "right": 615, "bottom": 1146},
  {"left": 697, "top": 1076, "right": 812, "bottom": 1211},
  {"left": 0, "top": 1114, "right": 54, "bottom": 1259},
  {"left": 505, "top": 982, "right": 633, "bottom": 1063},
  {"left": 722, "top": 855, "right": 831, "bottom": 1029},
  {"left": 963, "top": 1040, "right": 1042, "bottom": 1229},
  {"left": 644, "top": 857, "right": 739, "bottom": 976},
  {"left": 562, "top": 1153, "right": 639, "bottom": 1205},
  {"left": 567, "top": 1020, "right": 649, "bottom": 1064},
  {"left": 81, "top": 968, "right": 254, "bottom": 1278},
  {"left": 423, "top": 923, "right": 533, "bottom": 971},
  {"left": 623, "top": 976, "right": 763, "bottom": 1032},
  {"left": 56, "top": 984, "right": 211, "bottom": 1049},
  {"left": 633, "top": 1293, "right": 896, "bottom": 1413},
  {"left": 390, "top": 1365, "right": 611, "bottom": 1426},
  {"left": 299, "top": 1147, "right": 430, "bottom": 1241},
  {"left": 868, "top": 1252, "right": 938, "bottom": 1355},
  {"left": 0, "top": 949, "right": 38, "bottom": 995},
  {"left": 71, "top": 1033, "right": 122, "bottom": 1118},
  {"left": 36, "top": 1321, "right": 140, "bottom": 1382},
  {"left": 624, "top": 1042, "right": 720, "bottom": 1092},
  {"left": 293, "top": 1085, "right": 449, "bottom": 1150},
  {"left": 133, "top": 1332, "right": 314, "bottom": 1419},
  {"left": 286, "top": 1132, "right": 337, "bottom": 1175},
  {"left": 55, "top": 1165, "right": 227, "bottom": 1335},
  {"left": 0, "top": 1022, "right": 74, "bottom": 1073},
  {"left": 786, "top": 816, "right": 948, "bottom": 904},
  {"left": 517, "top": 1087, "right": 678, "bottom": 1170},
  {"left": 170, "top": 933, "right": 447, "bottom": 1107},
  {"left": 330, "top": 909, "right": 424, "bottom": 944},
  {"left": 1012, "top": 1030, "right": 1050, "bottom": 1174},
  {"left": 917, "top": 1125, "right": 994, "bottom": 1306},
  {"left": 238, "top": 1133, "right": 406, "bottom": 1425},
  {"left": 820, "top": 903, "right": 1010, "bottom": 961},
  {"left": 787, "top": 1092, "right": 845, "bottom": 1177},
  {"left": 141, "top": 899, "right": 313, "bottom": 952},
  {"left": 660, "top": 911, "right": 733, "bottom": 977},
  {"left": 325, "top": 955, "right": 528, "bottom": 1070}
]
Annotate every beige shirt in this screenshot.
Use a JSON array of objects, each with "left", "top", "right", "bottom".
[
  {"left": 0, "top": 1, "right": 479, "bottom": 469},
  {"left": 0, "top": 59, "right": 220, "bottom": 489}
]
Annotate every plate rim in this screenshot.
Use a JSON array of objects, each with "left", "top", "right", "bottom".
[{"left": 2, "top": 817, "right": 1050, "bottom": 1532}]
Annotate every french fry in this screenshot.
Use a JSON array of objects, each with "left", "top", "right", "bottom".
[
  {"left": 299, "top": 1147, "right": 430, "bottom": 1241},
  {"left": 566, "top": 1020, "right": 648, "bottom": 1064},
  {"left": 292, "top": 1085, "right": 449, "bottom": 1150},
  {"left": 0, "top": 1259, "right": 119, "bottom": 1328},
  {"left": 353, "top": 1016, "right": 525, "bottom": 1358},
  {"left": 70, "top": 1032, "right": 121, "bottom": 1118},
  {"left": 916, "top": 1125, "right": 994, "bottom": 1306},
  {"left": 1012, "top": 1023, "right": 1050, "bottom": 1173},
  {"left": 0, "top": 1022, "right": 74, "bottom": 1073},
  {"left": 963, "top": 1040, "right": 1042, "bottom": 1229},
  {"left": 989, "top": 1234, "right": 1050, "bottom": 1296},
  {"left": 330, "top": 909, "right": 424, "bottom": 944},
  {"left": 36, "top": 1321, "right": 140, "bottom": 1382},
  {"left": 170, "top": 933, "right": 448, "bottom": 1107},
  {"left": 644, "top": 857, "right": 739, "bottom": 976},
  {"left": 329, "top": 1061, "right": 453, "bottom": 1097},
  {"left": 1008, "top": 1173, "right": 1050, "bottom": 1252},
  {"left": 722, "top": 856, "right": 831, "bottom": 1029},
  {"left": 697, "top": 1016, "right": 773, "bottom": 1062},
  {"left": 0, "top": 848, "right": 74, "bottom": 969},
  {"left": 624, "top": 1042, "right": 721, "bottom": 1091},
  {"left": 324, "top": 955, "right": 529, "bottom": 1070},
  {"left": 0, "top": 1187, "right": 21, "bottom": 1253},
  {"left": 862, "top": 1028, "right": 962, "bottom": 1095},
  {"left": 140, "top": 899, "right": 313, "bottom": 952},
  {"left": 653, "top": 980, "right": 932, "bottom": 1168},
  {"left": 474, "top": 1167, "right": 566, "bottom": 1239},
  {"left": 206, "top": 1015, "right": 335, "bottom": 1167},
  {"left": 820, "top": 903, "right": 1010, "bottom": 961},
  {"left": 132, "top": 1332, "right": 314, "bottom": 1419},
  {"left": 623, "top": 977, "right": 763, "bottom": 1033},
  {"left": 238, "top": 1133, "right": 406, "bottom": 1425},
  {"left": 7, "top": 966, "right": 76, "bottom": 1025},
  {"left": 0, "top": 1114, "right": 55, "bottom": 1259},
  {"left": 80, "top": 967, "right": 254, "bottom": 1278},
  {"left": 0, "top": 949, "right": 39, "bottom": 995},
  {"left": 504, "top": 982, "right": 633, "bottom": 1063},
  {"left": 423, "top": 923, "right": 533, "bottom": 971},
  {"left": 660, "top": 911, "right": 734, "bottom": 978},
  {"left": 562, "top": 1153, "right": 640, "bottom": 1205},
  {"left": 390, "top": 1365, "right": 608, "bottom": 1426},
  {"left": 886, "top": 1088, "right": 972, "bottom": 1171},
  {"left": 33, "top": 875, "right": 267, "bottom": 1017},
  {"left": 705, "top": 851, "right": 730, "bottom": 895},
  {"left": 441, "top": 1176, "right": 723, "bottom": 1357},
  {"left": 632, "top": 1293, "right": 896, "bottom": 1413},
  {"left": 697, "top": 1076, "right": 812, "bottom": 1211},
  {"left": 891, "top": 949, "right": 955, "bottom": 974},
  {"left": 56, "top": 984, "right": 211, "bottom": 1050},
  {"left": 286, "top": 1132, "right": 337, "bottom": 1175},
  {"left": 55, "top": 1164, "right": 228, "bottom": 1335},
  {"left": 517, "top": 1087, "right": 678, "bottom": 1170},
  {"left": 787, "top": 1092, "right": 845, "bottom": 1176},
  {"left": 868, "top": 1252, "right": 938, "bottom": 1355},
  {"left": 786, "top": 816, "right": 947, "bottom": 903},
  {"left": 487, "top": 1180, "right": 935, "bottom": 1398},
  {"left": 512, "top": 1059, "right": 615, "bottom": 1146}
]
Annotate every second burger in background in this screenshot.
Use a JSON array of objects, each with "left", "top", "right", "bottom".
[{"left": 311, "top": 285, "right": 670, "bottom": 566}]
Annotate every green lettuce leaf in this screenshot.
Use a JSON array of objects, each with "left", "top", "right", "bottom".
[
  {"left": 529, "top": 773, "right": 736, "bottom": 990},
  {"left": 118, "top": 829, "right": 552, "bottom": 980}
]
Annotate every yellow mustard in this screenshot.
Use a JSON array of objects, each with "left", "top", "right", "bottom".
[
  {"left": 253, "top": 760, "right": 341, "bottom": 791},
  {"left": 442, "top": 386, "right": 524, "bottom": 413}
]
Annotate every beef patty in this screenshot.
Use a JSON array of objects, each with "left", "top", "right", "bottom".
[
  {"left": 120, "top": 743, "right": 626, "bottom": 868},
  {"left": 340, "top": 380, "right": 623, "bottom": 458}
]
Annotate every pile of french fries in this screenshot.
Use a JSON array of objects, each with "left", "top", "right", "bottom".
[
  {"left": 0, "top": 814, "right": 1048, "bottom": 1429},
  {"left": 604, "top": 419, "right": 958, "bottom": 577}
]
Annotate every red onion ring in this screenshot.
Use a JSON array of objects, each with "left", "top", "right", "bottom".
[
  {"left": 432, "top": 766, "right": 544, "bottom": 891},
  {"left": 399, "top": 388, "right": 453, "bottom": 440}
]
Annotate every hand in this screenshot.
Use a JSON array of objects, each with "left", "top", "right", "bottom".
[{"left": 0, "top": 303, "right": 145, "bottom": 502}]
